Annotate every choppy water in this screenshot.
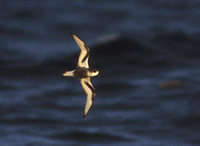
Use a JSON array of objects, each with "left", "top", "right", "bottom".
[{"left": 0, "top": 0, "right": 200, "bottom": 145}]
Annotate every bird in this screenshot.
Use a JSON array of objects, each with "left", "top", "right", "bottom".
[{"left": 63, "top": 34, "right": 99, "bottom": 117}]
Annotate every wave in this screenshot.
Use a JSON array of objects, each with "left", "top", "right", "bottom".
[{"left": 1, "top": 32, "right": 199, "bottom": 78}]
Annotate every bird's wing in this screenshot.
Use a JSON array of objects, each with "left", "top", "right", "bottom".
[
  {"left": 80, "top": 77, "right": 96, "bottom": 117},
  {"left": 72, "top": 34, "right": 90, "bottom": 68}
]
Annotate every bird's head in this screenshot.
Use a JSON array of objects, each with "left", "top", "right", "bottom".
[{"left": 90, "top": 69, "right": 99, "bottom": 77}]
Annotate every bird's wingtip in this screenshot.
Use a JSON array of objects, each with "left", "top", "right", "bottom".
[
  {"left": 68, "top": 31, "right": 75, "bottom": 36},
  {"left": 83, "top": 113, "right": 87, "bottom": 118}
]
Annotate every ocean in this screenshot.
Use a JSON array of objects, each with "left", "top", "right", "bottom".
[{"left": 0, "top": 0, "right": 200, "bottom": 145}]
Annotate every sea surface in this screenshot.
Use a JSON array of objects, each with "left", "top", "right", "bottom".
[{"left": 0, "top": 0, "right": 200, "bottom": 145}]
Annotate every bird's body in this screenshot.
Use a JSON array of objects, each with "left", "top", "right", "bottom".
[
  {"left": 74, "top": 67, "right": 89, "bottom": 78},
  {"left": 63, "top": 34, "right": 99, "bottom": 117}
]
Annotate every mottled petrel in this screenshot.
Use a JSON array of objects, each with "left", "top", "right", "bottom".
[{"left": 63, "top": 34, "right": 99, "bottom": 117}]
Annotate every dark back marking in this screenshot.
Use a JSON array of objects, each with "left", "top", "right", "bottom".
[
  {"left": 85, "top": 81, "right": 96, "bottom": 102},
  {"left": 81, "top": 44, "right": 90, "bottom": 63}
]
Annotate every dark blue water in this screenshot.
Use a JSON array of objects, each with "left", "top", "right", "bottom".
[{"left": 1, "top": 0, "right": 200, "bottom": 145}]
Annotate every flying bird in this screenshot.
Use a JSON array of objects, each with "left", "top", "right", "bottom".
[{"left": 63, "top": 34, "right": 99, "bottom": 117}]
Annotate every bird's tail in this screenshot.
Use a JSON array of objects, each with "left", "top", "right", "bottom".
[{"left": 63, "top": 70, "right": 74, "bottom": 77}]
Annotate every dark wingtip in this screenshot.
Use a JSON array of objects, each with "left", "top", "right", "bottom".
[
  {"left": 83, "top": 114, "right": 87, "bottom": 118},
  {"left": 68, "top": 31, "right": 75, "bottom": 36}
]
